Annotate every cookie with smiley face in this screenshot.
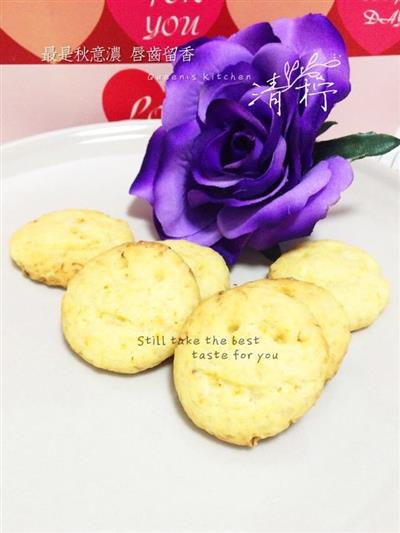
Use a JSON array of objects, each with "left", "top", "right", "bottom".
[{"left": 174, "top": 281, "right": 328, "bottom": 446}]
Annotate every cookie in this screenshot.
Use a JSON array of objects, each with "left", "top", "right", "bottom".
[
  {"left": 161, "top": 239, "right": 230, "bottom": 300},
  {"left": 247, "top": 279, "right": 350, "bottom": 380},
  {"left": 10, "top": 209, "right": 134, "bottom": 287},
  {"left": 268, "top": 240, "right": 389, "bottom": 331},
  {"left": 173, "top": 282, "right": 328, "bottom": 446},
  {"left": 62, "top": 241, "right": 200, "bottom": 374}
]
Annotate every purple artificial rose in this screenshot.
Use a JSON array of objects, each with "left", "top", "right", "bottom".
[{"left": 130, "top": 14, "right": 353, "bottom": 265}]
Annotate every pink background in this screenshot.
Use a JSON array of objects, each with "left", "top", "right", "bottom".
[
  {"left": 2, "top": 0, "right": 399, "bottom": 143},
  {"left": 2, "top": 56, "right": 399, "bottom": 143}
]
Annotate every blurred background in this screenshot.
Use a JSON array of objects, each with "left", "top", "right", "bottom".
[{"left": 1, "top": 0, "right": 399, "bottom": 142}]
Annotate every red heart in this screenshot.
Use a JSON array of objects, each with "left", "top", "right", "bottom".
[
  {"left": 102, "top": 69, "right": 165, "bottom": 121},
  {"left": 336, "top": 0, "right": 400, "bottom": 55},
  {"left": 106, "top": 0, "right": 224, "bottom": 48}
]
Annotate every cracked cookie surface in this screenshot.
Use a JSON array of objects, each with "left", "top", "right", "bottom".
[
  {"left": 161, "top": 239, "right": 230, "bottom": 300},
  {"left": 173, "top": 282, "right": 328, "bottom": 446},
  {"left": 249, "top": 279, "right": 351, "bottom": 380},
  {"left": 62, "top": 241, "right": 200, "bottom": 373},
  {"left": 10, "top": 209, "right": 134, "bottom": 287},
  {"left": 268, "top": 240, "right": 389, "bottom": 331}
]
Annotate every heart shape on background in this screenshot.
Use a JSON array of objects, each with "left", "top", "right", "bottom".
[
  {"left": 1, "top": 0, "right": 105, "bottom": 61},
  {"left": 336, "top": 0, "right": 400, "bottom": 55},
  {"left": 226, "top": 0, "right": 334, "bottom": 28},
  {"left": 102, "top": 69, "right": 165, "bottom": 121},
  {"left": 106, "top": 0, "right": 224, "bottom": 48}
]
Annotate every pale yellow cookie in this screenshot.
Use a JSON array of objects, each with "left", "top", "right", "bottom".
[
  {"left": 10, "top": 209, "right": 134, "bottom": 287},
  {"left": 268, "top": 240, "right": 389, "bottom": 331},
  {"left": 173, "top": 282, "right": 328, "bottom": 447},
  {"left": 247, "top": 279, "right": 350, "bottom": 380},
  {"left": 62, "top": 241, "right": 200, "bottom": 374},
  {"left": 161, "top": 239, "right": 230, "bottom": 300}
]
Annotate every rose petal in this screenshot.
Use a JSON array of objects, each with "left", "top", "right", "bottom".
[
  {"left": 252, "top": 42, "right": 298, "bottom": 83},
  {"left": 162, "top": 41, "right": 252, "bottom": 130},
  {"left": 205, "top": 98, "right": 267, "bottom": 136},
  {"left": 257, "top": 105, "right": 283, "bottom": 163},
  {"left": 192, "top": 129, "right": 242, "bottom": 187},
  {"left": 222, "top": 135, "right": 263, "bottom": 175},
  {"left": 198, "top": 62, "right": 261, "bottom": 123},
  {"left": 285, "top": 121, "right": 303, "bottom": 181},
  {"left": 240, "top": 83, "right": 282, "bottom": 129},
  {"left": 271, "top": 14, "right": 350, "bottom": 115},
  {"left": 193, "top": 169, "right": 240, "bottom": 188},
  {"left": 189, "top": 137, "right": 288, "bottom": 207},
  {"left": 218, "top": 158, "right": 333, "bottom": 238},
  {"left": 212, "top": 235, "right": 251, "bottom": 266},
  {"left": 129, "top": 126, "right": 167, "bottom": 203},
  {"left": 154, "top": 212, "right": 222, "bottom": 246},
  {"left": 194, "top": 127, "right": 228, "bottom": 176},
  {"left": 248, "top": 156, "right": 353, "bottom": 249},
  {"left": 153, "top": 120, "right": 220, "bottom": 238},
  {"left": 250, "top": 43, "right": 299, "bottom": 123},
  {"left": 229, "top": 22, "right": 279, "bottom": 54},
  {"left": 230, "top": 137, "right": 287, "bottom": 199},
  {"left": 189, "top": 161, "right": 288, "bottom": 209},
  {"left": 227, "top": 132, "right": 256, "bottom": 162}
]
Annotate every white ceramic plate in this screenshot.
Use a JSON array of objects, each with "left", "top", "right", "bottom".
[{"left": 2, "top": 121, "right": 399, "bottom": 532}]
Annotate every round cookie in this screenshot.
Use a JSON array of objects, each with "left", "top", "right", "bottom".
[
  {"left": 173, "top": 282, "right": 328, "bottom": 447},
  {"left": 268, "top": 240, "right": 389, "bottom": 331},
  {"left": 10, "top": 209, "right": 134, "bottom": 287},
  {"left": 161, "top": 239, "right": 230, "bottom": 300},
  {"left": 247, "top": 279, "right": 350, "bottom": 380},
  {"left": 62, "top": 241, "right": 200, "bottom": 374}
]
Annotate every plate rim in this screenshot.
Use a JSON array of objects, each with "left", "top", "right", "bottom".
[
  {"left": 2, "top": 119, "right": 399, "bottom": 187},
  {"left": 1, "top": 119, "right": 160, "bottom": 152}
]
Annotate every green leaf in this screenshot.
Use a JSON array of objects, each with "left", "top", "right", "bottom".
[
  {"left": 314, "top": 132, "right": 400, "bottom": 163},
  {"left": 318, "top": 121, "right": 338, "bottom": 136}
]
